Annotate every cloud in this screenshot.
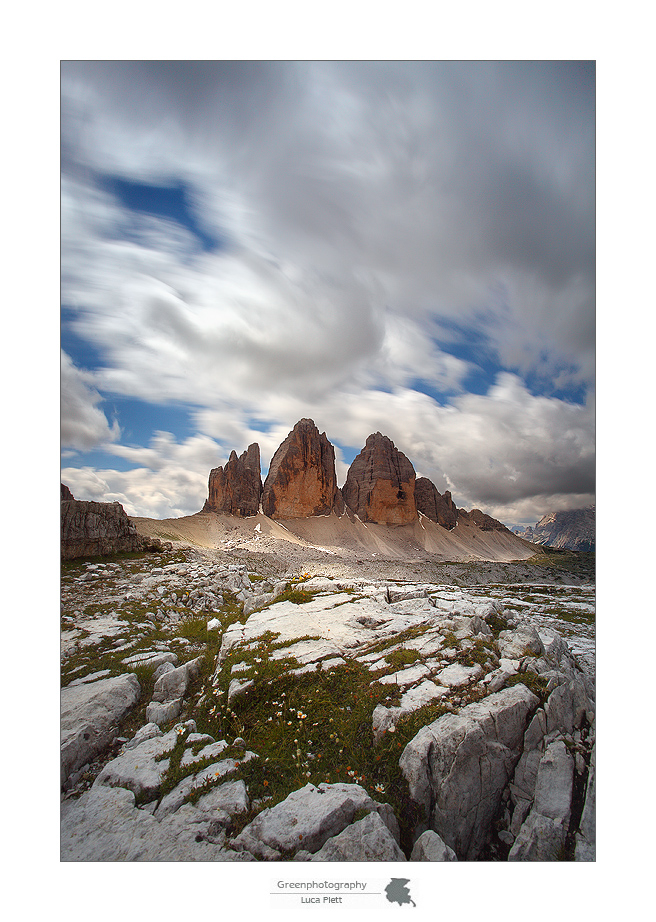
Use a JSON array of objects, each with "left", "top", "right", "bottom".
[
  {"left": 60, "top": 62, "right": 595, "bottom": 525},
  {"left": 60, "top": 371, "right": 594, "bottom": 525},
  {"left": 61, "top": 350, "right": 120, "bottom": 450},
  {"left": 62, "top": 431, "right": 224, "bottom": 519},
  {"left": 61, "top": 62, "right": 594, "bottom": 391}
]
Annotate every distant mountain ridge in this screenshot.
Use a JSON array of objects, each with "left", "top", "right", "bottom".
[{"left": 512, "top": 506, "right": 595, "bottom": 552}]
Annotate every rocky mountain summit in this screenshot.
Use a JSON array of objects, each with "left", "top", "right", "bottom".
[
  {"left": 61, "top": 544, "right": 595, "bottom": 862},
  {"left": 513, "top": 506, "right": 595, "bottom": 552},
  {"left": 202, "top": 419, "right": 511, "bottom": 536},
  {"left": 342, "top": 432, "right": 417, "bottom": 525},
  {"left": 203, "top": 444, "right": 262, "bottom": 517},
  {"left": 262, "top": 419, "right": 343, "bottom": 519}
]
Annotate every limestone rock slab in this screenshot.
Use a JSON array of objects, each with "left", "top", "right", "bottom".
[
  {"left": 310, "top": 811, "right": 405, "bottom": 861},
  {"left": 232, "top": 782, "right": 365, "bottom": 855},
  {"left": 61, "top": 673, "right": 141, "bottom": 785},
  {"left": 92, "top": 727, "right": 180, "bottom": 801},
  {"left": 399, "top": 684, "right": 539, "bottom": 859},
  {"left": 508, "top": 739, "right": 574, "bottom": 861},
  {"left": 61, "top": 785, "right": 253, "bottom": 861}
]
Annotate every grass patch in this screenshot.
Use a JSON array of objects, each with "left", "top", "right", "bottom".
[
  {"left": 385, "top": 648, "right": 421, "bottom": 669},
  {"left": 177, "top": 614, "right": 216, "bottom": 644},
  {"left": 525, "top": 549, "right": 595, "bottom": 581},
  {"left": 456, "top": 637, "right": 495, "bottom": 667},
  {"left": 185, "top": 645, "right": 461, "bottom": 853},
  {"left": 274, "top": 586, "right": 318, "bottom": 606},
  {"left": 506, "top": 672, "right": 550, "bottom": 703}
]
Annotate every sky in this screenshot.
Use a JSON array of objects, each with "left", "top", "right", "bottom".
[{"left": 60, "top": 60, "right": 595, "bottom": 526}]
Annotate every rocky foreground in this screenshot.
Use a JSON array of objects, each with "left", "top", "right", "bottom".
[{"left": 61, "top": 544, "right": 595, "bottom": 862}]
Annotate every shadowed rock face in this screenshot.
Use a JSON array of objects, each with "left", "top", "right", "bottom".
[
  {"left": 203, "top": 443, "right": 262, "bottom": 516},
  {"left": 342, "top": 433, "right": 417, "bottom": 525},
  {"left": 61, "top": 487, "right": 168, "bottom": 559},
  {"left": 458, "top": 508, "right": 509, "bottom": 532},
  {"left": 262, "top": 419, "right": 340, "bottom": 519},
  {"left": 415, "top": 477, "right": 458, "bottom": 529}
]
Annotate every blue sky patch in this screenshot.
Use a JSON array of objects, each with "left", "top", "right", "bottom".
[
  {"left": 62, "top": 448, "right": 138, "bottom": 473},
  {"left": 100, "top": 175, "right": 220, "bottom": 252},
  {"left": 106, "top": 396, "right": 197, "bottom": 446},
  {"left": 61, "top": 308, "right": 106, "bottom": 369}
]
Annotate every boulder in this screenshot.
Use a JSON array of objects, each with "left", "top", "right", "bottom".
[
  {"left": 414, "top": 478, "right": 457, "bottom": 529},
  {"left": 124, "top": 722, "right": 162, "bottom": 750},
  {"left": 410, "top": 829, "right": 458, "bottom": 861},
  {"left": 61, "top": 673, "right": 141, "bottom": 785},
  {"left": 498, "top": 625, "right": 545, "bottom": 659},
  {"left": 151, "top": 657, "right": 201, "bottom": 703},
  {"left": 342, "top": 432, "right": 417, "bottom": 525},
  {"left": 575, "top": 742, "right": 596, "bottom": 861},
  {"left": 261, "top": 419, "right": 341, "bottom": 518},
  {"left": 203, "top": 443, "right": 262, "bottom": 516},
  {"left": 195, "top": 779, "right": 250, "bottom": 819},
  {"left": 231, "top": 782, "right": 373, "bottom": 855},
  {"left": 152, "top": 661, "right": 176, "bottom": 683},
  {"left": 310, "top": 811, "right": 406, "bottom": 861},
  {"left": 508, "top": 740, "right": 574, "bottom": 861},
  {"left": 92, "top": 726, "right": 181, "bottom": 801},
  {"left": 145, "top": 698, "right": 182, "bottom": 726},
  {"left": 399, "top": 684, "right": 539, "bottom": 859}
]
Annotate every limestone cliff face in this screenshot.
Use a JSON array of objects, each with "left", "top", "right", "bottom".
[
  {"left": 262, "top": 419, "right": 340, "bottom": 519},
  {"left": 414, "top": 477, "right": 458, "bottom": 530},
  {"left": 61, "top": 486, "right": 167, "bottom": 559},
  {"left": 342, "top": 432, "right": 417, "bottom": 525},
  {"left": 458, "top": 508, "right": 509, "bottom": 532},
  {"left": 203, "top": 443, "right": 262, "bottom": 516}
]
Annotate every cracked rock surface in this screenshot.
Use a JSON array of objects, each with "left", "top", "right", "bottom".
[{"left": 61, "top": 543, "right": 595, "bottom": 861}]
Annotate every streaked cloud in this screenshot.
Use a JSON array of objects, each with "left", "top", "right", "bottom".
[{"left": 60, "top": 61, "right": 595, "bottom": 525}]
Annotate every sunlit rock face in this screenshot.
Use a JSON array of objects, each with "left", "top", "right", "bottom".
[
  {"left": 342, "top": 432, "right": 417, "bottom": 525},
  {"left": 414, "top": 477, "right": 458, "bottom": 530},
  {"left": 262, "top": 419, "right": 341, "bottom": 519},
  {"left": 204, "top": 443, "right": 262, "bottom": 517}
]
